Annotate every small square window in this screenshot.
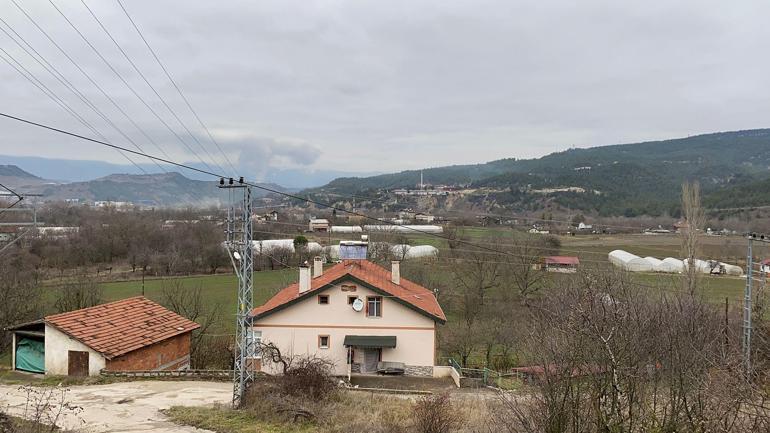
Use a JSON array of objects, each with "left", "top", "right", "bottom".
[
  {"left": 318, "top": 335, "right": 330, "bottom": 349},
  {"left": 348, "top": 296, "right": 357, "bottom": 305},
  {"left": 318, "top": 295, "right": 329, "bottom": 305}
]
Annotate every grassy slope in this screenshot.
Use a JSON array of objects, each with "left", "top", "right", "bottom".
[{"left": 99, "top": 269, "right": 297, "bottom": 332}]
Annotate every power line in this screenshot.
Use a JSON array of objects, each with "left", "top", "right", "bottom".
[
  {"left": 0, "top": 46, "right": 147, "bottom": 173},
  {"left": 77, "top": 0, "right": 231, "bottom": 176},
  {"left": 0, "top": 112, "right": 543, "bottom": 260},
  {"left": 114, "top": 0, "right": 238, "bottom": 176},
  {"left": 0, "top": 22, "right": 163, "bottom": 174},
  {"left": 5, "top": 0, "right": 168, "bottom": 173},
  {"left": 35, "top": 0, "right": 219, "bottom": 174}
]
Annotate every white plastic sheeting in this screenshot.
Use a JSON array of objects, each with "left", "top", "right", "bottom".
[
  {"left": 608, "top": 250, "right": 653, "bottom": 272},
  {"left": 655, "top": 257, "right": 685, "bottom": 273},
  {"left": 390, "top": 244, "right": 439, "bottom": 260},
  {"left": 363, "top": 225, "right": 444, "bottom": 234},
  {"left": 721, "top": 263, "right": 744, "bottom": 276},
  {"left": 330, "top": 226, "right": 363, "bottom": 233},
  {"left": 251, "top": 239, "right": 323, "bottom": 254},
  {"left": 643, "top": 257, "right": 663, "bottom": 269},
  {"left": 683, "top": 259, "right": 716, "bottom": 274}
]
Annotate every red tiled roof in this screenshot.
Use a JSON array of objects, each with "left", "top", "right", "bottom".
[
  {"left": 545, "top": 256, "right": 580, "bottom": 266},
  {"left": 250, "top": 260, "right": 446, "bottom": 322},
  {"left": 45, "top": 296, "right": 200, "bottom": 359}
]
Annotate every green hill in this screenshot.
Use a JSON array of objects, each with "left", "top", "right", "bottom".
[{"left": 313, "top": 129, "right": 770, "bottom": 217}]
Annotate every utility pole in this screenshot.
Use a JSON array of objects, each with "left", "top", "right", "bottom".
[
  {"left": 743, "top": 233, "right": 770, "bottom": 376},
  {"left": 744, "top": 234, "right": 754, "bottom": 375},
  {"left": 219, "top": 177, "right": 254, "bottom": 408}
]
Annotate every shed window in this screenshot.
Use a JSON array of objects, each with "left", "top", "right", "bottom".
[
  {"left": 366, "top": 296, "right": 382, "bottom": 317},
  {"left": 318, "top": 295, "right": 329, "bottom": 305},
  {"left": 318, "top": 335, "right": 330, "bottom": 349}
]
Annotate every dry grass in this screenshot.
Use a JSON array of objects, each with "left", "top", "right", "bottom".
[{"left": 167, "top": 390, "right": 492, "bottom": 433}]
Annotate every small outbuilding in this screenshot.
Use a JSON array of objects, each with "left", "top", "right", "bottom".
[
  {"left": 6, "top": 297, "right": 199, "bottom": 376},
  {"left": 544, "top": 256, "right": 580, "bottom": 273},
  {"left": 309, "top": 218, "right": 330, "bottom": 232}
]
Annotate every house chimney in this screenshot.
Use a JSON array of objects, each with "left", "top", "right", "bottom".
[
  {"left": 313, "top": 256, "right": 323, "bottom": 278},
  {"left": 299, "top": 264, "right": 311, "bottom": 293},
  {"left": 391, "top": 261, "right": 400, "bottom": 285}
]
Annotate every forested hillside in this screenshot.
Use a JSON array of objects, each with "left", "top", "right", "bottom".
[{"left": 315, "top": 129, "right": 770, "bottom": 216}]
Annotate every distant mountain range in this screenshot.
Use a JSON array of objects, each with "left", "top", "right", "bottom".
[
  {"left": 0, "top": 155, "right": 379, "bottom": 189},
  {"left": 1, "top": 165, "right": 286, "bottom": 207},
  {"left": 313, "top": 129, "right": 770, "bottom": 217}
]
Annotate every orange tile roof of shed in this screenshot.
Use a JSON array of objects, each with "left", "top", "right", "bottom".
[
  {"left": 250, "top": 260, "right": 446, "bottom": 322},
  {"left": 45, "top": 296, "right": 200, "bottom": 359}
]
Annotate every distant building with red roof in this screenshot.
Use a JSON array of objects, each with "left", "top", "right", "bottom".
[
  {"left": 544, "top": 256, "right": 580, "bottom": 273},
  {"left": 250, "top": 252, "right": 446, "bottom": 378},
  {"left": 6, "top": 297, "right": 199, "bottom": 376}
]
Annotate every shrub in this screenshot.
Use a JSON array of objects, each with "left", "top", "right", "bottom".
[
  {"left": 413, "top": 393, "right": 462, "bottom": 433},
  {"left": 279, "top": 356, "right": 337, "bottom": 401}
]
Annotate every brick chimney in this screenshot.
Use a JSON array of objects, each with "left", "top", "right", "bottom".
[
  {"left": 391, "top": 261, "right": 400, "bottom": 285},
  {"left": 313, "top": 256, "right": 323, "bottom": 278},
  {"left": 299, "top": 263, "right": 311, "bottom": 293}
]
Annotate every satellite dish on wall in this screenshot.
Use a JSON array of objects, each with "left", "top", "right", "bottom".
[{"left": 352, "top": 298, "right": 364, "bottom": 312}]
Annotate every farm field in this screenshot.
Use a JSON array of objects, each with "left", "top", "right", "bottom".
[{"left": 93, "top": 269, "right": 296, "bottom": 332}]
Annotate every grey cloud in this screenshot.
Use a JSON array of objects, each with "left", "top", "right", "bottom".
[{"left": 1, "top": 0, "right": 769, "bottom": 176}]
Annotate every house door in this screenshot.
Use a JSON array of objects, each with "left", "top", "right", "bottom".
[
  {"left": 67, "top": 351, "right": 89, "bottom": 377},
  {"left": 363, "top": 349, "right": 380, "bottom": 373}
]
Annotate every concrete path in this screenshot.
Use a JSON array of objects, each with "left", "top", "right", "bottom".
[{"left": 0, "top": 380, "right": 231, "bottom": 432}]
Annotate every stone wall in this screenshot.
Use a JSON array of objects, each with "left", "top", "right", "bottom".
[{"left": 405, "top": 365, "right": 433, "bottom": 377}]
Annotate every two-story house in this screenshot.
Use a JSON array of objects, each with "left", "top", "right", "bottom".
[{"left": 249, "top": 253, "right": 446, "bottom": 377}]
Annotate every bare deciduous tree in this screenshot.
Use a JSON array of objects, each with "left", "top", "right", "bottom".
[
  {"left": 0, "top": 249, "right": 42, "bottom": 352},
  {"left": 160, "top": 279, "right": 221, "bottom": 361},
  {"left": 53, "top": 270, "right": 103, "bottom": 313},
  {"left": 681, "top": 181, "right": 705, "bottom": 295}
]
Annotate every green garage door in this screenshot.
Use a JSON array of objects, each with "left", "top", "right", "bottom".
[{"left": 15, "top": 337, "right": 44, "bottom": 373}]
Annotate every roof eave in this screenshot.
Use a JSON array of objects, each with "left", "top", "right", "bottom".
[{"left": 251, "top": 274, "right": 446, "bottom": 324}]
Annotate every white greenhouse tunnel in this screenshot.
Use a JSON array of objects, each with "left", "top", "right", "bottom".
[{"left": 608, "top": 250, "right": 743, "bottom": 276}]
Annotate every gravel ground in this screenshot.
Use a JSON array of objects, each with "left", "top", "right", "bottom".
[{"left": 0, "top": 380, "right": 231, "bottom": 433}]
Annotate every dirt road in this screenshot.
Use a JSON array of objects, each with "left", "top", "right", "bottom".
[{"left": 0, "top": 380, "right": 231, "bottom": 432}]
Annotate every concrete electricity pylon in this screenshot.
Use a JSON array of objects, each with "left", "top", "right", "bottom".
[{"left": 219, "top": 177, "right": 254, "bottom": 407}]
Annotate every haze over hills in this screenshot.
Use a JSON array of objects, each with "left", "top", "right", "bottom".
[
  {"left": 2, "top": 165, "right": 285, "bottom": 207},
  {"left": 0, "top": 154, "right": 378, "bottom": 189},
  {"left": 314, "top": 129, "right": 770, "bottom": 217}
]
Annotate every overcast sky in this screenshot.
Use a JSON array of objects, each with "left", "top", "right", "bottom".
[{"left": 2, "top": 0, "right": 770, "bottom": 180}]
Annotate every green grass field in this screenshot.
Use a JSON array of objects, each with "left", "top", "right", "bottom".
[{"left": 97, "top": 269, "right": 296, "bottom": 332}]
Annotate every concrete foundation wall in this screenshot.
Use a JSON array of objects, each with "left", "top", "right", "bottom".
[{"left": 44, "top": 324, "right": 106, "bottom": 376}]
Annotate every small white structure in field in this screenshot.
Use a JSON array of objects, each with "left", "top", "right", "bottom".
[
  {"left": 390, "top": 244, "right": 439, "bottom": 260},
  {"left": 655, "top": 257, "right": 685, "bottom": 273},
  {"left": 363, "top": 225, "right": 443, "bottom": 234},
  {"left": 325, "top": 245, "right": 340, "bottom": 261},
  {"left": 404, "top": 245, "right": 439, "bottom": 259},
  {"left": 253, "top": 239, "right": 323, "bottom": 254},
  {"left": 331, "top": 226, "right": 363, "bottom": 233},
  {"left": 608, "top": 250, "right": 653, "bottom": 272}
]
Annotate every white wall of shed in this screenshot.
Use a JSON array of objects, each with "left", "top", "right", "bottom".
[{"left": 44, "top": 324, "right": 106, "bottom": 376}]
